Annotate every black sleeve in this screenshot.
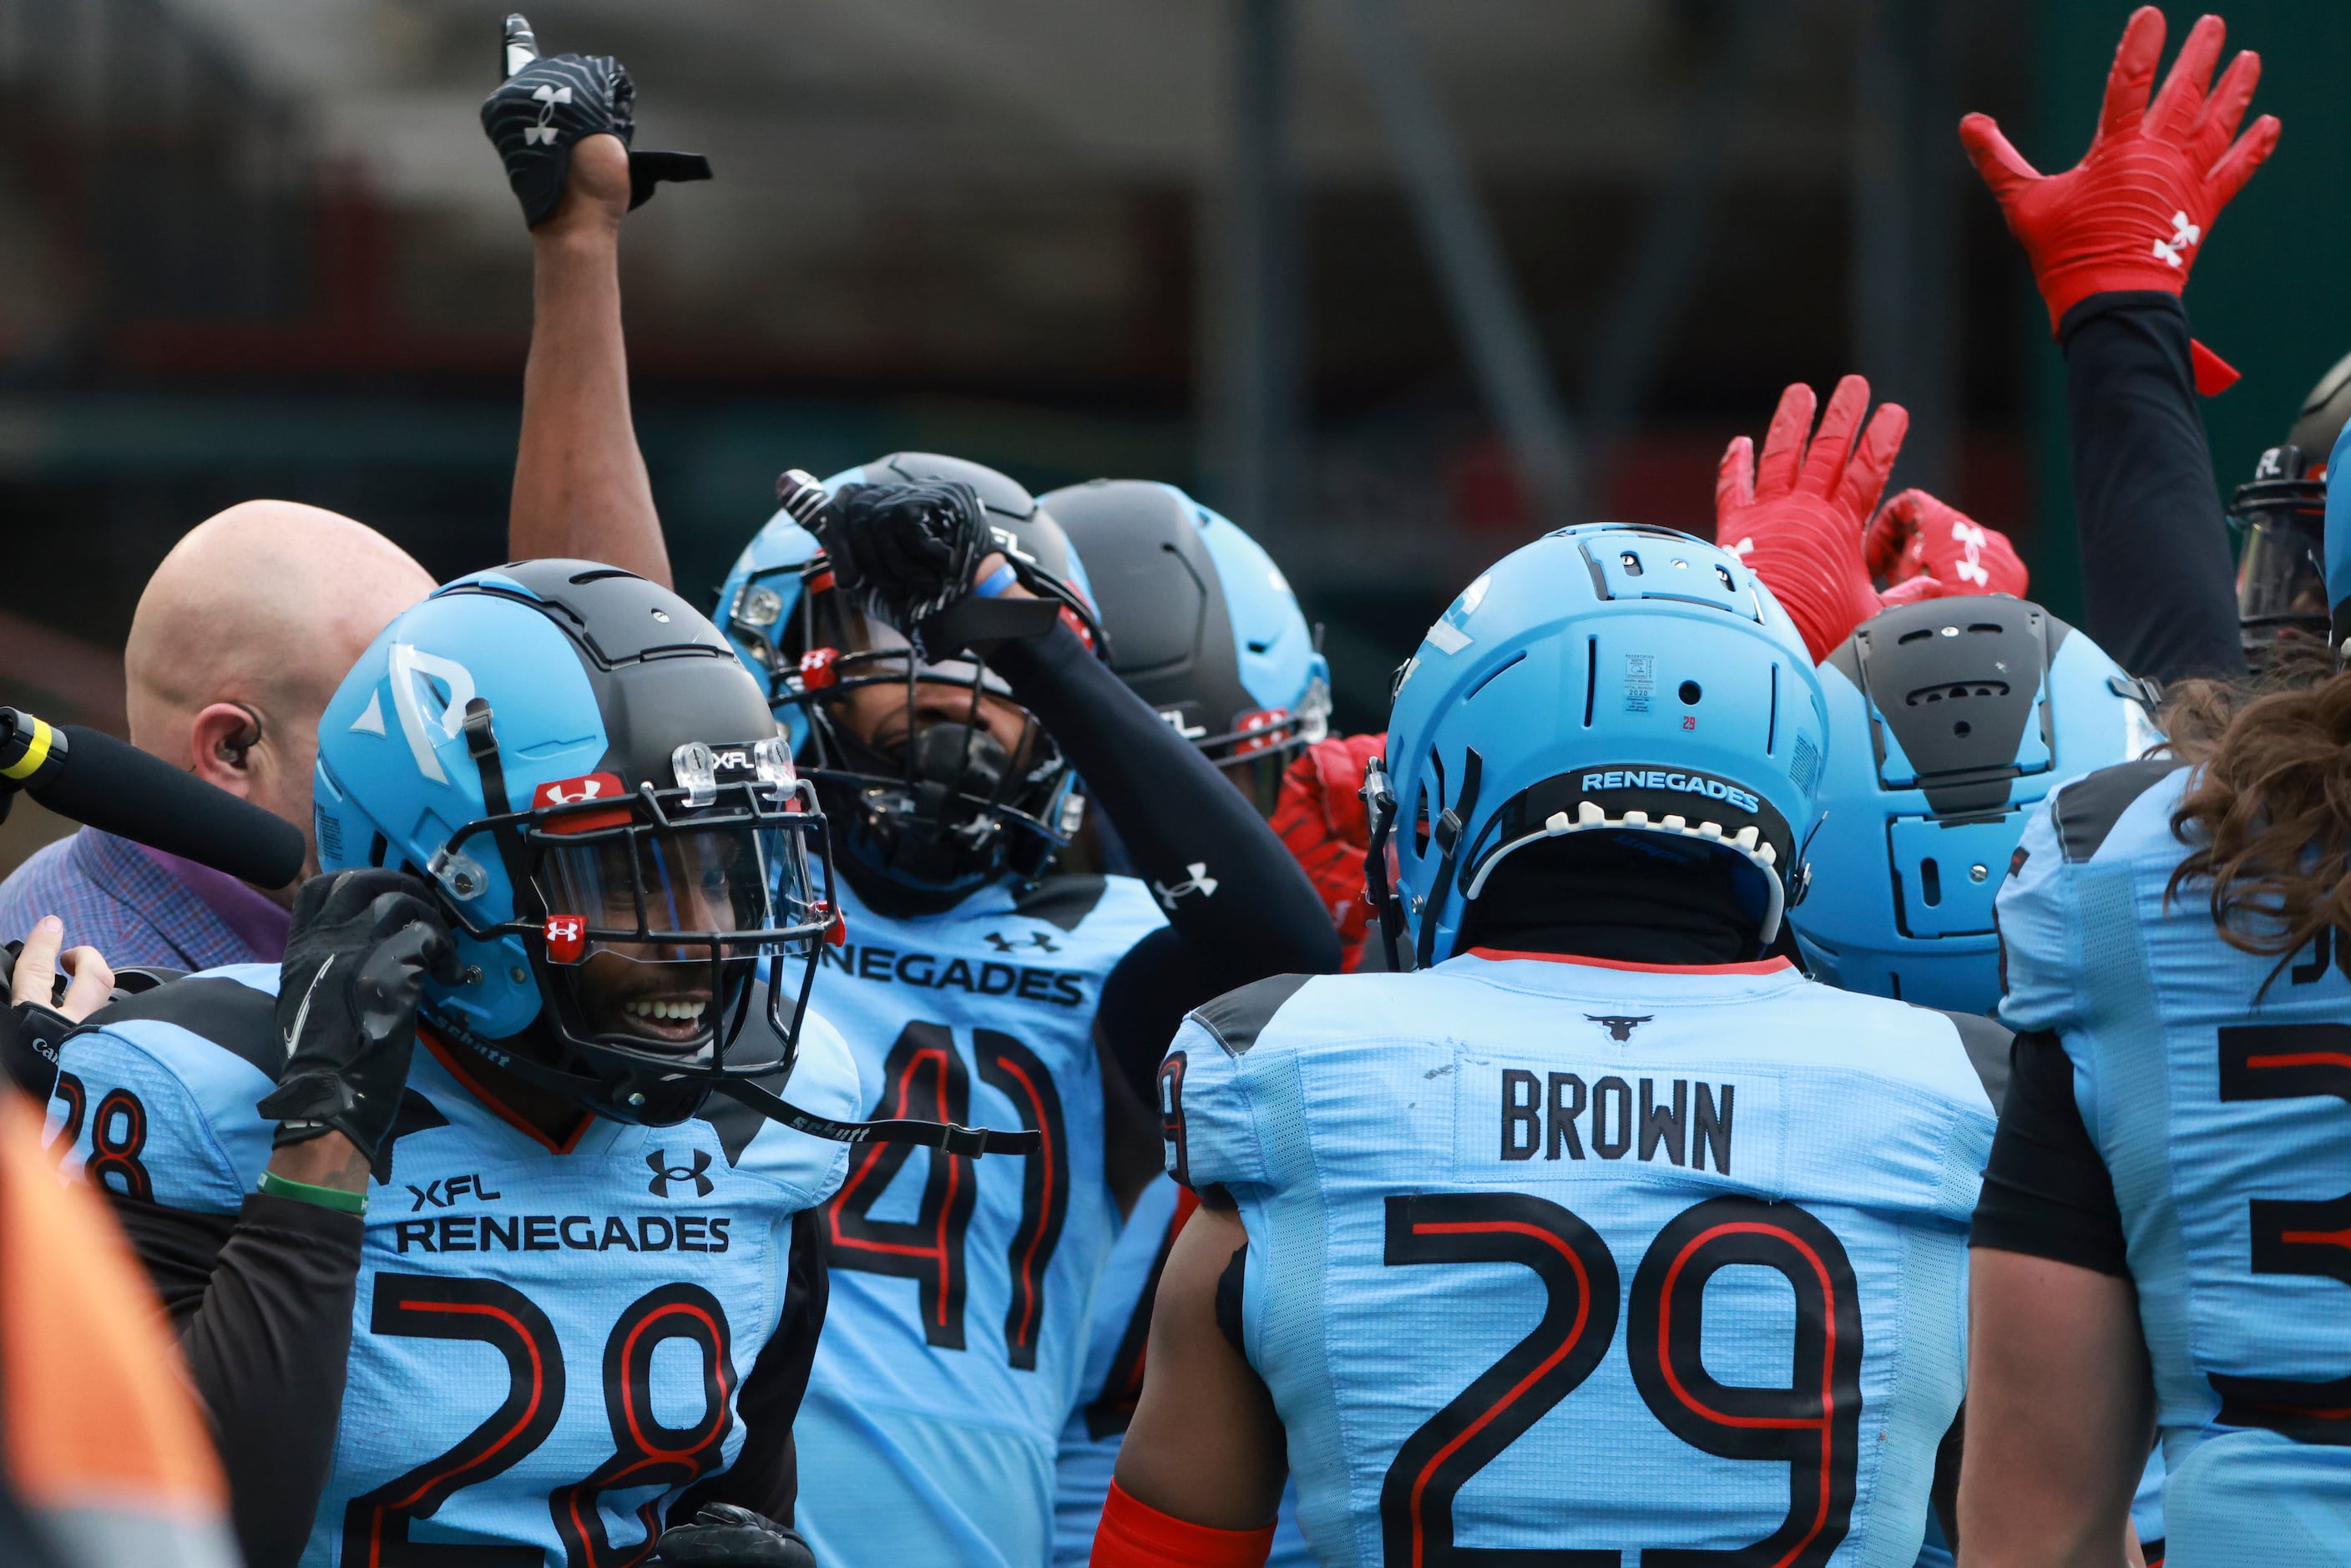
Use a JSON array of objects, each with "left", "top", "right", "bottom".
[
  {"left": 1968, "top": 1029, "right": 2130, "bottom": 1275},
  {"left": 1095, "top": 926, "right": 1226, "bottom": 1106},
  {"left": 109, "top": 1190, "right": 365, "bottom": 1568},
  {"left": 678, "top": 1207, "right": 828, "bottom": 1527},
  {"left": 990, "top": 623, "right": 1342, "bottom": 983},
  {"left": 2060, "top": 291, "right": 2248, "bottom": 690}
]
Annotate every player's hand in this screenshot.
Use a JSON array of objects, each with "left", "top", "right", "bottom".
[
  {"left": 479, "top": 13, "right": 711, "bottom": 231},
  {"left": 815, "top": 480, "right": 995, "bottom": 632},
  {"left": 651, "top": 1503, "right": 817, "bottom": 1567},
  {"left": 9, "top": 916, "right": 112, "bottom": 1022},
  {"left": 1865, "top": 488, "right": 2030, "bottom": 603},
  {"left": 1715, "top": 375, "right": 1907, "bottom": 664},
  {"left": 1959, "top": 7, "right": 2278, "bottom": 333},
  {"left": 257, "top": 870, "right": 457, "bottom": 1181}
]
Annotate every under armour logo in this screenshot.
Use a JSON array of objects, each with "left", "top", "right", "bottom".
[
  {"left": 2152, "top": 210, "right": 2200, "bottom": 268},
  {"left": 543, "top": 779, "right": 604, "bottom": 805},
  {"left": 1157, "top": 709, "right": 1208, "bottom": 741},
  {"left": 1950, "top": 519, "right": 1990, "bottom": 586},
  {"left": 984, "top": 931, "right": 1060, "bottom": 954},
  {"left": 646, "top": 1147, "right": 714, "bottom": 1198},
  {"left": 1153, "top": 862, "right": 1220, "bottom": 908},
  {"left": 1727, "top": 536, "right": 1754, "bottom": 559},
  {"left": 526, "top": 83, "right": 572, "bottom": 146},
  {"left": 1586, "top": 1014, "right": 1652, "bottom": 1042}
]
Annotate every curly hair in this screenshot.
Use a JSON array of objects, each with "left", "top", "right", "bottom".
[{"left": 2164, "top": 638, "right": 2351, "bottom": 993}]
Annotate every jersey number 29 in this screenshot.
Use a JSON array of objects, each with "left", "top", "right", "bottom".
[{"left": 1382, "top": 1191, "right": 1863, "bottom": 1567}]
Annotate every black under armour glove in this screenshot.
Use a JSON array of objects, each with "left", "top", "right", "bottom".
[
  {"left": 653, "top": 1504, "right": 817, "bottom": 1567},
  {"left": 480, "top": 13, "right": 711, "bottom": 229},
  {"left": 815, "top": 480, "right": 994, "bottom": 635},
  {"left": 257, "top": 870, "right": 458, "bottom": 1179}
]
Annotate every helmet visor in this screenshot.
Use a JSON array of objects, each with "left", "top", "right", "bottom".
[
  {"left": 531, "top": 817, "right": 821, "bottom": 1057},
  {"left": 2237, "top": 513, "right": 2328, "bottom": 628}
]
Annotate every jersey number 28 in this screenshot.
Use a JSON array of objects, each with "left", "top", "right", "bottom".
[{"left": 1382, "top": 1191, "right": 1863, "bottom": 1567}]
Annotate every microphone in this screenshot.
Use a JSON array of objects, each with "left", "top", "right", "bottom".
[{"left": 0, "top": 708, "right": 306, "bottom": 890}]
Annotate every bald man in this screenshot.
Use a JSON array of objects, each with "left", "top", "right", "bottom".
[{"left": 0, "top": 501, "right": 432, "bottom": 969}]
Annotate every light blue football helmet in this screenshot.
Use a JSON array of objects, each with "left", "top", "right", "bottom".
[
  {"left": 715, "top": 453, "right": 1105, "bottom": 902},
  {"left": 1790, "top": 596, "right": 2161, "bottom": 1014},
  {"left": 311, "top": 560, "right": 835, "bottom": 1125},
  {"left": 1039, "top": 479, "right": 1330, "bottom": 812},
  {"left": 1370, "top": 524, "right": 1827, "bottom": 969}
]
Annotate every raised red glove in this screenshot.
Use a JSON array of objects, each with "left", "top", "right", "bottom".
[
  {"left": 1715, "top": 376, "right": 1907, "bottom": 665},
  {"left": 1865, "top": 488, "right": 2030, "bottom": 604},
  {"left": 1269, "top": 732, "right": 1385, "bottom": 968},
  {"left": 1959, "top": 7, "right": 2278, "bottom": 334}
]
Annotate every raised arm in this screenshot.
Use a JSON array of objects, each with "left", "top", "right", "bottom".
[
  {"left": 1960, "top": 6, "right": 2277, "bottom": 686},
  {"left": 481, "top": 17, "right": 712, "bottom": 584}
]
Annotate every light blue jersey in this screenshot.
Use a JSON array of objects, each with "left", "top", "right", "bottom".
[
  {"left": 1165, "top": 950, "right": 1991, "bottom": 1566},
  {"left": 43, "top": 964, "right": 858, "bottom": 1566},
  {"left": 1999, "top": 759, "right": 2351, "bottom": 1563},
  {"left": 795, "top": 872, "right": 1165, "bottom": 1568},
  {"left": 1054, "top": 1175, "right": 1184, "bottom": 1567}
]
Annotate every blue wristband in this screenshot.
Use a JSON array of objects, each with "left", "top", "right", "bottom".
[{"left": 975, "top": 563, "right": 1019, "bottom": 599}]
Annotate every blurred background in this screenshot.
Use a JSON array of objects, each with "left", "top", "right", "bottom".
[{"left": 4, "top": 0, "right": 2348, "bottom": 875}]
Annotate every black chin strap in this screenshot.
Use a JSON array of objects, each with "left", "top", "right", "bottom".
[{"left": 713, "top": 1077, "right": 1041, "bottom": 1158}]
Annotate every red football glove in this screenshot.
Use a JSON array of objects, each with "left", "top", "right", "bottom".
[
  {"left": 1959, "top": 7, "right": 2278, "bottom": 335},
  {"left": 1716, "top": 376, "right": 1907, "bottom": 665},
  {"left": 1270, "top": 732, "right": 1385, "bottom": 969},
  {"left": 1865, "top": 488, "right": 2030, "bottom": 604}
]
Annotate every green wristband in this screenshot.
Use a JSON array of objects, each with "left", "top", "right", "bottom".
[{"left": 258, "top": 1168, "right": 369, "bottom": 1216}]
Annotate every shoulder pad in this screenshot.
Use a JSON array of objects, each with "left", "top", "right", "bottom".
[
  {"left": 1011, "top": 875, "right": 1110, "bottom": 933},
  {"left": 1190, "top": 974, "right": 1313, "bottom": 1058},
  {"left": 74, "top": 969, "right": 284, "bottom": 1080},
  {"left": 2053, "top": 757, "right": 2187, "bottom": 863},
  {"left": 1914, "top": 1004, "right": 2013, "bottom": 1113}
]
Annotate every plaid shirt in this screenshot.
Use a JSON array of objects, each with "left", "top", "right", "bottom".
[{"left": 0, "top": 827, "right": 286, "bottom": 973}]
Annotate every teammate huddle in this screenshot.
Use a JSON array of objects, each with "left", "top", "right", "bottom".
[{"left": 9, "top": 6, "right": 2350, "bottom": 1566}]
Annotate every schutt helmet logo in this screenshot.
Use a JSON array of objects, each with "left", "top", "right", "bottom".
[
  {"left": 1586, "top": 1014, "right": 1653, "bottom": 1042},
  {"left": 645, "top": 1147, "right": 714, "bottom": 1198}
]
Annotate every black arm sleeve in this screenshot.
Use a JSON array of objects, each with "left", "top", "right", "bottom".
[
  {"left": 1968, "top": 1029, "right": 2130, "bottom": 1275},
  {"left": 679, "top": 1207, "right": 828, "bottom": 1527},
  {"left": 2060, "top": 291, "right": 2248, "bottom": 689},
  {"left": 109, "top": 1190, "right": 365, "bottom": 1568},
  {"left": 991, "top": 623, "right": 1342, "bottom": 986}
]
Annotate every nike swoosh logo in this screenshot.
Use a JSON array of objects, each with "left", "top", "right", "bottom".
[{"left": 284, "top": 953, "right": 336, "bottom": 1062}]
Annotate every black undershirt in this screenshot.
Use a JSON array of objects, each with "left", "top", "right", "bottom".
[
  {"left": 1968, "top": 1028, "right": 2130, "bottom": 1276},
  {"left": 2061, "top": 291, "right": 2248, "bottom": 690}
]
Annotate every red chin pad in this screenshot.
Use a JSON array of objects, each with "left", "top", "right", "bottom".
[
  {"left": 532, "top": 771, "right": 632, "bottom": 833},
  {"left": 544, "top": 914, "right": 587, "bottom": 965},
  {"left": 1231, "top": 708, "right": 1290, "bottom": 758},
  {"left": 801, "top": 647, "right": 842, "bottom": 690}
]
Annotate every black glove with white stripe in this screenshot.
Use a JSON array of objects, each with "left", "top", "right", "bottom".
[
  {"left": 479, "top": 13, "right": 711, "bottom": 229},
  {"left": 257, "top": 870, "right": 457, "bottom": 1178}
]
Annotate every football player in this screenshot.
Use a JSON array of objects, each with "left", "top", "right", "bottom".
[
  {"left": 480, "top": 28, "right": 1342, "bottom": 1565},
  {"left": 1105, "top": 525, "right": 1994, "bottom": 1563},
  {"left": 46, "top": 564, "right": 868, "bottom": 1567},
  {"left": 716, "top": 468, "right": 1338, "bottom": 1566},
  {"left": 1959, "top": 412, "right": 2351, "bottom": 1564},
  {"left": 1035, "top": 479, "right": 1328, "bottom": 1567}
]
